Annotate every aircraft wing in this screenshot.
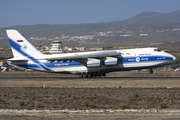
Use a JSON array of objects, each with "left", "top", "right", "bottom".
[{"left": 41, "top": 51, "right": 121, "bottom": 62}]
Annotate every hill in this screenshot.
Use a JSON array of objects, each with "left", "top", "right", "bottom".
[
  {"left": 120, "top": 10, "right": 180, "bottom": 24},
  {"left": 1, "top": 10, "right": 180, "bottom": 46}
]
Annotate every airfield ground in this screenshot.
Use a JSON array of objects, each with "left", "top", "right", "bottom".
[{"left": 0, "top": 71, "right": 180, "bottom": 120}]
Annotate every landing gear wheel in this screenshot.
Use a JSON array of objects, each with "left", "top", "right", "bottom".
[
  {"left": 102, "top": 73, "right": 106, "bottom": 77},
  {"left": 98, "top": 72, "right": 101, "bottom": 77},
  {"left": 79, "top": 73, "right": 83, "bottom": 78},
  {"left": 94, "top": 74, "right": 97, "bottom": 77},
  {"left": 90, "top": 73, "right": 93, "bottom": 78},
  {"left": 87, "top": 73, "right": 91, "bottom": 78},
  {"left": 149, "top": 69, "right": 153, "bottom": 74},
  {"left": 85, "top": 73, "right": 89, "bottom": 78}
]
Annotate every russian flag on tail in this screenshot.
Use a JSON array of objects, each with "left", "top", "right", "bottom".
[{"left": 17, "top": 40, "right": 24, "bottom": 42}]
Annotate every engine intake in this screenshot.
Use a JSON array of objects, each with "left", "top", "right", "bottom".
[
  {"left": 104, "top": 57, "right": 118, "bottom": 66},
  {"left": 86, "top": 58, "right": 101, "bottom": 68}
]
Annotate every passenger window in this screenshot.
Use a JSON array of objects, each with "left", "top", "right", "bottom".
[{"left": 154, "top": 49, "right": 161, "bottom": 52}]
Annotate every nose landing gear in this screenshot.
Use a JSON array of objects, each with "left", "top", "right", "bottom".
[{"left": 149, "top": 69, "right": 153, "bottom": 74}]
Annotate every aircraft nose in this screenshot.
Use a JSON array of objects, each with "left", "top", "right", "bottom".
[{"left": 173, "top": 56, "right": 176, "bottom": 61}]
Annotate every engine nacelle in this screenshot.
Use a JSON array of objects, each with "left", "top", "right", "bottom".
[
  {"left": 104, "top": 57, "right": 118, "bottom": 66},
  {"left": 86, "top": 58, "right": 101, "bottom": 68}
]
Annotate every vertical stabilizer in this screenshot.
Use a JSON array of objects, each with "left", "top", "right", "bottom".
[{"left": 6, "top": 30, "right": 43, "bottom": 59}]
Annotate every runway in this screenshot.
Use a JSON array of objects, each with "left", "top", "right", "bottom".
[
  {"left": 1, "top": 76, "right": 180, "bottom": 80},
  {"left": 1, "top": 71, "right": 180, "bottom": 119},
  {"left": 0, "top": 71, "right": 180, "bottom": 88},
  {"left": 1, "top": 71, "right": 180, "bottom": 80}
]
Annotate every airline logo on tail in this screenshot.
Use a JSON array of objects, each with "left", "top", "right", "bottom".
[
  {"left": 17, "top": 40, "right": 24, "bottom": 42},
  {"left": 21, "top": 44, "right": 27, "bottom": 51}
]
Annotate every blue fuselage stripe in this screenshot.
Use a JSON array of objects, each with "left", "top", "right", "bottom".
[{"left": 122, "top": 56, "right": 173, "bottom": 64}]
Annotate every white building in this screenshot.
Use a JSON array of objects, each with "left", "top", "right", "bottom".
[
  {"left": 139, "top": 34, "right": 148, "bottom": 36},
  {"left": 49, "top": 40, "right": 63, "bottom": 54},
  {"left": 120, "top": 34, "right": 132, "bottom": 37}
]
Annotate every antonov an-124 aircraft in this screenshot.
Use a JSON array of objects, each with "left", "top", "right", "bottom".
[{"left": 6, "top": 30, "right": 176, "bottom": 78}]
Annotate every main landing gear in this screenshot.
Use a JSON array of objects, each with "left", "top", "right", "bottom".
[
  {"left": 79, "top": 72, "right": 106, "bottom": 78},
  {"left": 149, "top": 69, "right": 153, "bottom": 74}
]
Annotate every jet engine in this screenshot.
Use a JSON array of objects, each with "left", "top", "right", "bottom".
[
  {"left": 104, "top": 57, "right": 118, "bottom": 66},
  {"left": 86, "top": 58, "right": 101, "bottom": 68}
]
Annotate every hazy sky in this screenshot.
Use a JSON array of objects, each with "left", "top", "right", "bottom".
[{"left": 0, "top": 0, "right": 180, "bottom": 28}]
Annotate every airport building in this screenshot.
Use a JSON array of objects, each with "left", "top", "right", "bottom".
[{"left": 49, "top": 40, "right": 63, "bottom": 54}]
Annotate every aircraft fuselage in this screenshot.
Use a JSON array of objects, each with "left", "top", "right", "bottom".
[{"left": 11, "top": 48, "right": 175, "bottom": 74}]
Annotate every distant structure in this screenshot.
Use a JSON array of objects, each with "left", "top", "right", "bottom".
[
  {"left": 49, "top": 40, "right": 63, "bottom": 54},
  {"left": 139, "top": 34, "right": 148, "bottom": 36}
]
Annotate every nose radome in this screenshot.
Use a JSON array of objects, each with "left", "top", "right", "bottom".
[{"left": 173, "top": 56, "right": 176, "bottom": 61}]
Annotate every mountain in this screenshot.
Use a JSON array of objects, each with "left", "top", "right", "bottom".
[
  {"left": 126, "top": 10, "right": 180, "bottom": 24},
  {"left": 122, "top": 12, "right": 165, "bottom": 24},
  {"left": 110, "top": 10, "right": 180, "bottom": 25},
  {"left": 1, "top": 10, "right": 180, "bottom": 46}
]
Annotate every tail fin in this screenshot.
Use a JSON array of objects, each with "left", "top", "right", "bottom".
[{"left": 6, "top": 30, "right": 43, "bottom": 59}]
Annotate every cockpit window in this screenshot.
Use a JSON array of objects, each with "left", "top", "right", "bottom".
[{"left": 154, "top": 49, "right": 161, "bottom": 52}]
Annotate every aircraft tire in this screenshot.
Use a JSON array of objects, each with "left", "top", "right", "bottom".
[
  {"left": 85, "top": 73, "right": 89, "bottom": 78},
  {"left": 90, "top": 74, "right": 93, "bottom": 78},
  {"left": 94, "top": 73, "right": 97, "bottom": 77},
  {"left": 87, "top": 73, "right": 91, "bottom": 78},
  {"left": 149, "top": 69, "right": 153, "bottom": 74},
  {"left": 102, "top": 73, "right": 106, "bottom": 77},
  {"left": 79, "top": 73, "right": 83, "bottom": 78},
  {"left": 98, "top": 72, "right": 101, "bottom": 77}
]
